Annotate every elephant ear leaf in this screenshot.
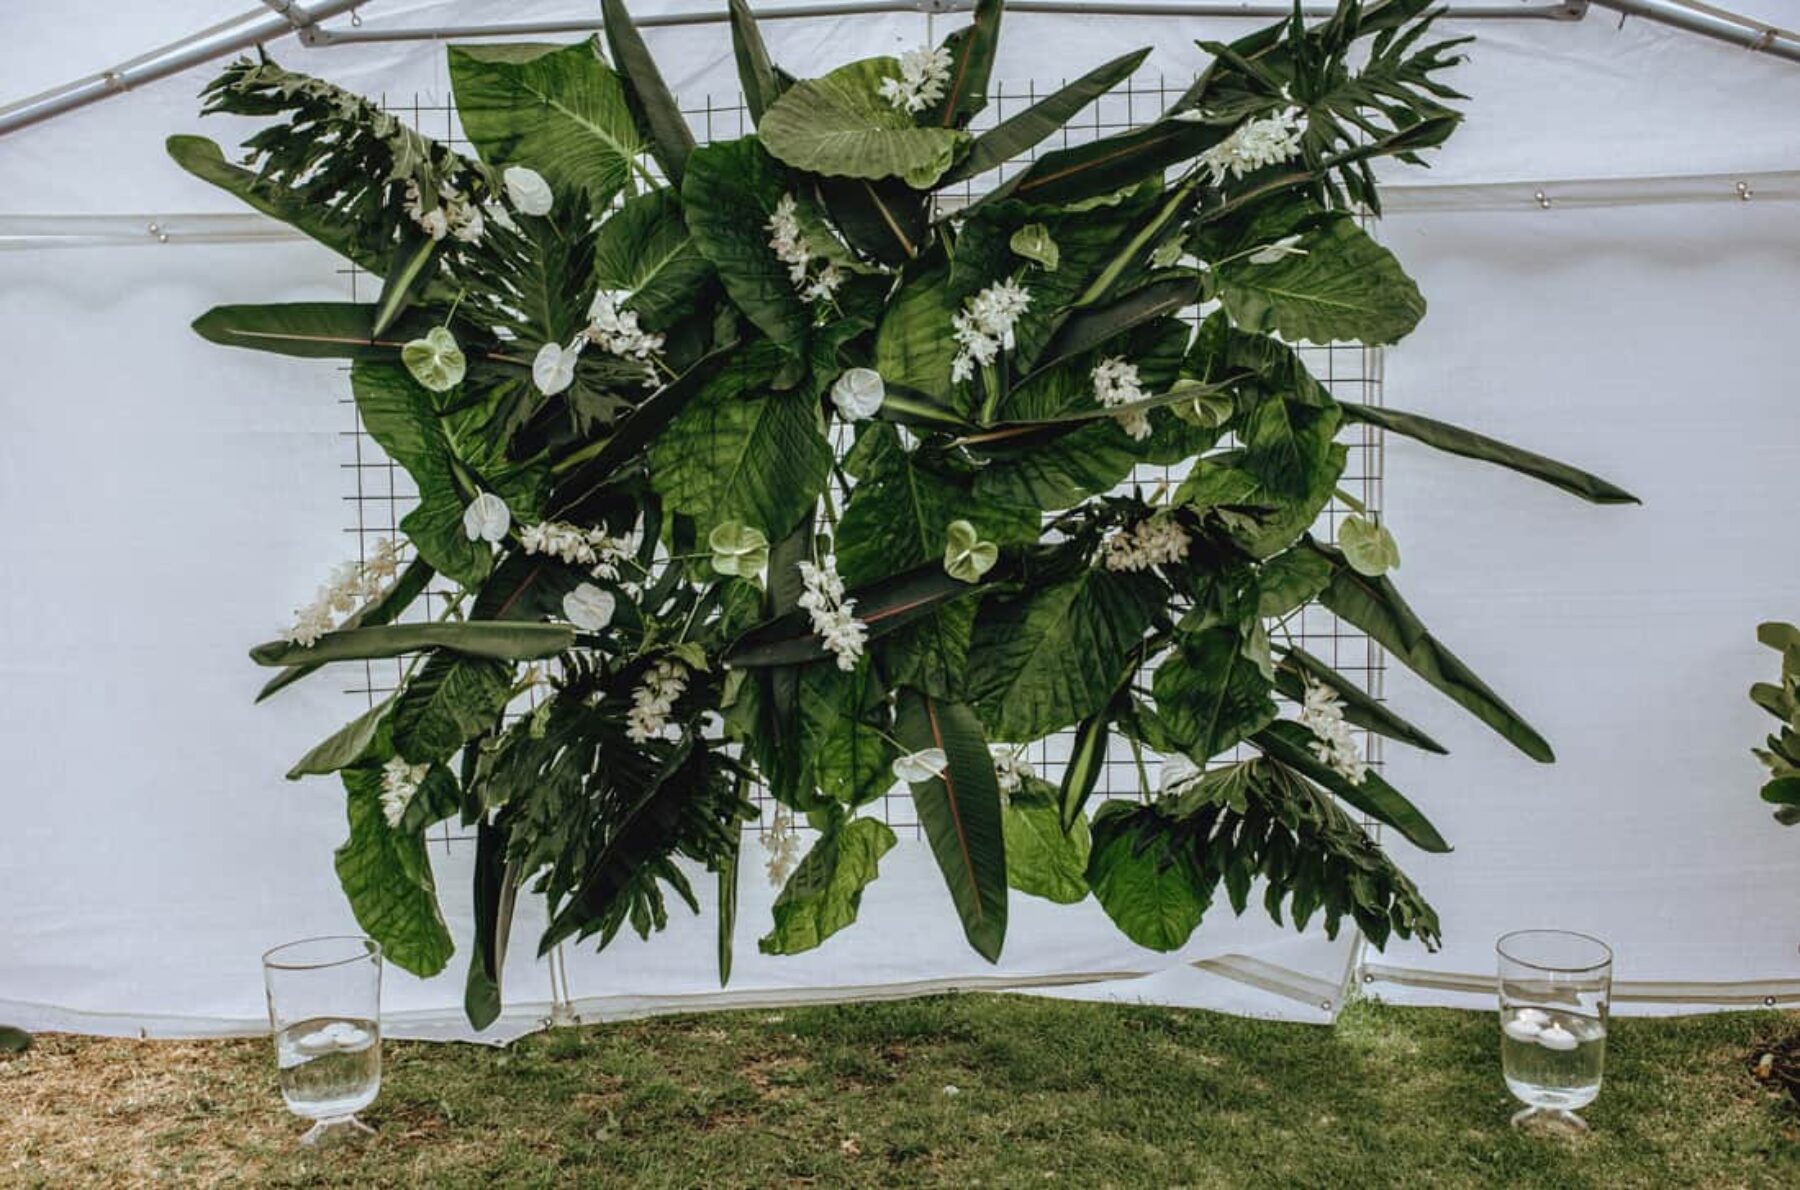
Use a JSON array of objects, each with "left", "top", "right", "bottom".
[
  {"left": 759, "top": 58, "right": 970, "bottom": 188},
  {"left": 894, "top": 690, "right": 1008, "bottom": 961}
]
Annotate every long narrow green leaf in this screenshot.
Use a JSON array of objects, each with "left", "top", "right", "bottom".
[
  {"left": 726, "top": 561, "right": 996, "bottom": 668},
  {"left": 258, "top": 558, "right": 436, "bottom": 702},
  {"left": 1305, "top": 539, "right": 1554, "bottom": 762},
  {"left": 251, "top": 622, "right": 574, "bottom": 668},
  {"left": 717, "top": 824, "right": 741, "bottom": 987},
  {"left": 727, "top": 0, "right": 786, "bottom": 121},
  {"left": 928, "top": 0, "right": 1004, "bottom": 129},
  {"left": 1036, "top": 275, "right": 1200, "bottom": 373},
  {"left": 941, "top": 48, "right": 1150, "bottom": 185},
  {"left": 465, "top": 819, "right": 519, "bottom": 1031},
  {"left": 601, "top": 0, "right": 695, "bottom": 185},
  {"left": 1059, "top": 712, "right": 1111, "bottom": 832},
  {"left": 895, "top": 691, "right": 1008, "bottom": 962},
  {"left": 1254, "top": 722, "right": 1450, "bottom": 854},
  {"left": 1339, "top": 402, "right": 1640, "bottom": 505},
  {"left": 1274, "top": 646, "right": 1448, "bottom": 756},
  {"left": 192, "top": 302, "right": 446, "bottom": 361},
  {"left": 979, "top": 117, "right": 1218, "bottom": 209},
  {"left": 286, "top": 695, "right": 395, "bottom": 781},
  {"left": 371, "top": 235, "right": 438, "bottom": 338}
]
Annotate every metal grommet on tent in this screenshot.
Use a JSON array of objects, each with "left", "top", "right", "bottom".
[
  {"left": 146, "top": 221, "right": 167, "bottom": 243},
  {"left": 1362, "top": 972, "right": 1375, "bottom": 984},
  {"left": 1534, "top": 189, "right": 1553, "bottom": 209},
  {"left": 1736, "top": 180, "right": 1754, "bottom": 200},
  {"left": 1765, "top": 995, "right": 1778, "bottom": 1007}
]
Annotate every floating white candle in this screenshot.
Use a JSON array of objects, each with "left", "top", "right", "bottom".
[
  {"left": 1537, "top": 1023, "right": 1579, "bottom": 1052},
  {"left": 1503, "top": 1016, "right": 1544, "bottom": 1043}
]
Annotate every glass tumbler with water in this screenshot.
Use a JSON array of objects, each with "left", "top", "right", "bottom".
[
  {"left": 263, "top": 935, "right": 383, "bottom": 1146},
  {"left": 1496, "top": 929, "right": 1612, "bottom": 1133}
]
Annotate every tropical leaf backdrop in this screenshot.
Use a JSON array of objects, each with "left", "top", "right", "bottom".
[{"left": 174, "top": 0, "right": 1635, "bottom": 1028}]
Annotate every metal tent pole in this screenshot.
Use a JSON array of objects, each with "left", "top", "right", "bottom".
[
  {"left": 1588, "top": 0, "right": 1800, "bottom": 64},
  {"left": 303, "top": 0, "right": 1588, "bottom": 46},
  {"left": 0, "top": 0, "right": 364, "bottom": 138}
]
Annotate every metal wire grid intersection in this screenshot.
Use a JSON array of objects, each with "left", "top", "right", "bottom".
[{"left": 331, "top": 75, "right": 1387, "bottom": 855}]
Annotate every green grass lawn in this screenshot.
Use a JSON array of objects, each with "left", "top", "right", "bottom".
[{"left": 5, "top": 996, "right": 1797, "bottom": 1187}]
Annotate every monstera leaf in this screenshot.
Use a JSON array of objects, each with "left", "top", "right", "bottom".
[
  {"left": 448, "top": 40, "right": 644, "bottom": 211},
  {"left": 759, "top": 58, "right": 970, "bottom": 187}
]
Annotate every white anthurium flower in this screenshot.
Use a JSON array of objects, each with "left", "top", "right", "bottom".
[
  {"left": 892, "top": 747, "right": 950, "bottom": 785},
  {"left": 1245, "top": 234, "right": 1308, "bottom": 265},
  {"left": 561, "top": 583, "right": 617, "bottom": 632},
  {"left": 942, "top": 519, "right": 998, "bottom": 584},
  {"left": 461, "top": 492, "right": 512, "bottom": 544},
  {"left": 708, "top": 521, "right": 770, "bottom": 577},
  {"left": 401, "top": 325, "right": 466, "bottom": 393},
  {"left": 503, "top": 165, "right": 554, "bottom": 216},
  {"left": 531, "top": 340, "right": 579, "bottom": 396},
  {"left": 830, "top": 368, "right": 886, "bottom": 421},
  {"left": 1338, "top": 514, "right": 1401, "bottom": 577}
]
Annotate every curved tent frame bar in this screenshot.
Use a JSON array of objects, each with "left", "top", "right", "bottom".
[{"left": 1, "top": 0, "right": 1796, "bottom": 139}]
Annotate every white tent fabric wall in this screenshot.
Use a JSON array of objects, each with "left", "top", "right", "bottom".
[{"left": 2, "top": 0, "right": 1798, "bottom": 1038}]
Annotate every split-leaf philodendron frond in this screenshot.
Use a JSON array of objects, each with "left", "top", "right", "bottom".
[{"left": 175, "top": 0, "right": 1637, "bottom": 1028}]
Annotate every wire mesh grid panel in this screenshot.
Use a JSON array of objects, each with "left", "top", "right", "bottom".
[{"left": 336, "top": 74, "right": 1387, "bottom": 856}]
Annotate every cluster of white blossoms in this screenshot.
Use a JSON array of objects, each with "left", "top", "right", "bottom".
[
  {"left": 518, "top": 521, "right": 633, "bottom": 580},
  {"left": 990, "top": 745, "right": 1033, "bottom": 800},
  {"left": 626, "top": 658, "right": 689, "bottom": 744},
  {"left": 797, "top": 558, "right": 868, "bottom": 672},
  {"left": 1100, "top": 516, "right": 1189, "bottom": 573},
  {"left": 282, "top": 537, "right": 404, "bottom": 647},
  {"left": 878, "top": 44, "right": 954, "bottom": 113},
  {"left": 763, "top": 806, "right": 802, "bottom": 887},
  {"left": 1092, "top": 356, "right": 1153, "bottom": 442},
  {"left": 766, "top": 194, "right": 845, "bottom": 305},
  {"left": 1299, "top": 677, "right": 1369, "bottom": 786},
  {"left": 585, "top": 289, "right": 665, "bottom": 370},
  {"left": 1195, "top": 107, "right": 1307, "bottom": 188},
  {"left": 950, "top": 278, "right": 1032, "bottom": 382},
  {"left": 401, "top": 178, "right": 485, "bottom": 244},
  {"left": 380, "top": 756, "right": 430, "bottom": 828}
]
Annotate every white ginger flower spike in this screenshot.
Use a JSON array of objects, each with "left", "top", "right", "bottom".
[
  {"left": 502, "top": 165, "right": 554, "bottom": 216},
  {"left": 879, "top": 45, "right": 954, "bottom": 114},
  {"left": 764, "top": 807, "right": 802, "bottom": 888},
  {"left": 586, "top": 290, "right": 665, "bottom": 362},
  {"left": 627, "top": 658, "right": 689, "bottom": 744},
  {"left": 797, "top": 558, "right": 868, "bottom": 672},
  {"left": 282, "top": 538, "right": 407, "bottom": 647},
  {"left": 380, "top": 757, "right": 430, "bottom": 828},
  {"left": 1298, "top": 677, "right": 1369, "bottom": 786},
  {"left": 990, "top": 745, "right": 1033, "bottom": 798},
  {"left": 462, "top": 492, "right": 512, "bottom": 544},
  {"left": 893, "top": 748, "right": 950, "bottom": 784},
  {"left": 830, "top": 368, "right": 886, "bottom": 421},
  {"left": 1092, "top": 356, "right": 1152, "bottom": 442},
  {"left": 766, "top": 194, "right": 844, "bottom": 306},
  {"left": 1101, "top": 516, "right": 1189, "bottom": 573},
  {"left": 1158, "top": 754, "right": 1204, "bottom": 801},
  {"left": 951, "top": 278, "right": 1032, "bottom": 383},
  {"left": 1196, "top": 108, "right": 1306, "bottom": 188},
  {"left": 562, "top": 583, "right": 617, "bottom": 632}
]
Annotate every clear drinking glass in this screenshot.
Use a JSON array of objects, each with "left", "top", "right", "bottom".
[
  {"left": 1496, "top": 929, "right": 1612, "bottom": 1133},
  {"left": 262, "top": 936, "right": 383, "bottom": 1147}
]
